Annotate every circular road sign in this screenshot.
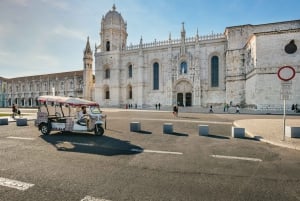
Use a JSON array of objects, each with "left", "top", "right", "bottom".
[{"left": 277, "top": 66, "right": 296, "bottom": 81}]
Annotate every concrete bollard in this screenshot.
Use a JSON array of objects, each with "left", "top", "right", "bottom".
[
  {"left": 0, "top": 118, "right": 9, "bottom": 125},
  {"left": 231, "top": 127, "right": 245, "bottom": 138},
  {"left": 130, "top": 122, "right": 141, "bottom": 132},
  {"left": 16, "top": 118, "right": 28, "bottom": 126},
  {"left": 163, "top": 123, "right": 173, "bottom": 134},
  {"left": 198, "top": 125, "right": 209, "bottom": 136},
  {"left": 285, "top": 126, "right": 300, "bottom": 138}
]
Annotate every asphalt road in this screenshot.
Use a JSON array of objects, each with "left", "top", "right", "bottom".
[{"left": 0, "top": 109, "right": 300, "bottom": 201}]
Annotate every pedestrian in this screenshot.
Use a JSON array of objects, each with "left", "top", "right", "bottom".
[
  {"left": 173, "top": 105, "right": 178, "bottom": 117},
  {"left": 295, "top": 104, "right": 298, "bottom": 113},
  {"left": 223, "top": 103, "right": 226, "bottom": 112},
  {"left": 12, "top": 104, "right": 17, "bottom": 119},
  {"left": 158, "top": 103, "right": 161, "bottom": 110},
  {"left": 155, "top": 104, "right": 157, "bottom": 110},
  {"left": 209, "top": 105, "right": 213, "bottom": 113},
  {"left": 226, "top": 103, "right": 229, "bottom": 112},
  {"left": 292, "top": 104, "right": 295, "bottom": 111},
  {"left": 236, "top": 105, "right": 240, "bottom": 114}
]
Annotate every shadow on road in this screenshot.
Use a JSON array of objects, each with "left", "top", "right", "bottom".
[
  {"left": 164, "top": 132, "right": 189, "bottom": 137},
  {"left": 205, "top": 134, "right": 230, "bottom": 140},
  {"left": 40, "top": 132, "right": 142, "bottom": 156},
  {"left": 133, "top": 130, "right": 152, "bottom": 134}
]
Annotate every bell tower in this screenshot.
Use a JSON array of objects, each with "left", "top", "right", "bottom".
[
  {"left": 83, "top": 36, "right": 93, "bottom": 100},
  {"left": 100, "top": 4, "right": 127, "bottom": 52}
]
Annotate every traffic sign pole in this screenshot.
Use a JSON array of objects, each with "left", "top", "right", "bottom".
[{"left": 277, "top": 66, "right": 296, "bottom": 141}]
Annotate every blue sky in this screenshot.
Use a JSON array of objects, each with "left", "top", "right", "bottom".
[{"left": 1, "top": 0, "right": 300, "bottom": 78}]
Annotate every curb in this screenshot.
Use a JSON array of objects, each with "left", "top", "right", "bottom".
[{"left": 233, "top": 121, "right": 300, "bottom": 151}]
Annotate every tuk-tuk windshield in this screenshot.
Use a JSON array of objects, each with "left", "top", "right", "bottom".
[{"left": 90, "top": 106, "right": 102, "bottom": 114}]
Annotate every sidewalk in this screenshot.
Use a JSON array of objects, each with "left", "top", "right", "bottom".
[
  {"left": 0, "top": 114, "right": 36, "bottom": 122},
  {"left": 234, "top": 119, "right": 300, "bottom": 151}
]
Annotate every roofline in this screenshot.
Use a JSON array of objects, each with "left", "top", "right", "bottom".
[
  {"left": 3, "top": 70, "right": 84, "bottom": 80},
  {"left": 225, "top": 19, "right": 300, "bottom": 30}
]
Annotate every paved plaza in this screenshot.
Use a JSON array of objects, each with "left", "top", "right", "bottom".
[{"left": 0, "top": 107, "right": 300, "bottom": 200}]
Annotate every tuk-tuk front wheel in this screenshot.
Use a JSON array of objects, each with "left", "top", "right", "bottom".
[
  {"left": 95, "top": 124, "right": 104, "bottom": 136},
  {"left": 40, "top": 123, "right": 51, "bottom": 135}
]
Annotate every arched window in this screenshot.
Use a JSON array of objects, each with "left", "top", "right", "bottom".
[
  {"left": 70, "top": 81, "right": 74, "bottom": 89},
  {"left": 180, "top": 61, "right": 187, "bottom": 74},
  {"left": 128, "top": 85, "right": 132, "bottom": 99},
  {"left": 105, "top": 68, "right": 110, "bottom": 79},
  {"left": 153, "top": 62, "right": 159, "bottom": 90},
  {"left": 128, "top": 64, "right": 133, "bottom": 78},
  {"left": 104, "top": 86, "right": 110, "bottom": 99},
  {"left": 106, "top": 41, "right": 110, "bottom": 51},
  {"left": 211, "top": 56, "right": 219, "bottom": 87},
  {"left": 60, "top": 82, "right": 64, "bottom": 90}
]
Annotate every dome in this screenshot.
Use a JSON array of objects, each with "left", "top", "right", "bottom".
[{"left": 103, "top": 4, "right": 125, "bottom": 26}]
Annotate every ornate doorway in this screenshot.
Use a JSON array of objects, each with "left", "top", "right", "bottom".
[
  {"left": 174, "top": 80, "right": 193, "bottom": 107},
  {"left": 185, "top": 92, "right": 192, "bottom": 106},
  {"left": 177, "top": 93, "right": 184, "bottom": 106}
]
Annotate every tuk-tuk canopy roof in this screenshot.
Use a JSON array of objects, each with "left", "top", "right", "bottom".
[{"left": 38, "top": 95, "right": 99, "bottom": 107}]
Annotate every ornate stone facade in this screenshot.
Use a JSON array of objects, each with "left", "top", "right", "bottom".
[{"left": 95, "top": 5, "right": 300, "bottom": 109}]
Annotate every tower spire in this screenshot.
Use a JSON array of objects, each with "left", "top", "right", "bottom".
[
  {"left": 181, "top": 22, "right": 186, "bottom": 40},
  {"left": 84, "top": 36, "right": 92, "bottom": 55}
]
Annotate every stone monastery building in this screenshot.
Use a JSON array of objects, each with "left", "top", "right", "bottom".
[
  {"left": 94, "top": 5, "right": 300, "bottom": 109},
  {"left": 1, "top": 4, "right": 299, "bottom": 110}
]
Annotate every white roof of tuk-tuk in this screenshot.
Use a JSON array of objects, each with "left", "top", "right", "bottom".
[{"left": 38, "top": 95, "right": 99, "bottom": 107}]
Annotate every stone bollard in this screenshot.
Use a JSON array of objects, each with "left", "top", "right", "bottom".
[
  {"left": 231, "top": 127, "right": 245, "bottom": 138},
  {"left": 16, "top": 118, "right": 28, "bottom": 126},
  {"left": 198, "top": 125, "right": 209, "bottom": 136},
  {"left": 130, "top": 122, "right": 141, "bottom": 132},
  {"left": 285, "top": 126, "right": 300, "bottom": 138},
  {"left": 163, "top": 123, "right": 173, "bottom": 134},
  {"left": 0, "top": 118, "right": 9, "bottom": 125}
]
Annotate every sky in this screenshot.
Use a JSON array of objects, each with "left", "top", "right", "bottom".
[{"left": 1, "top": 0, "right": 300, "bottom": 78}]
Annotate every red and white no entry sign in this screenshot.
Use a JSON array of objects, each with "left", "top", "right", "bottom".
[{"left": 277, "top": 66, "right": 296, "bottom": 81}]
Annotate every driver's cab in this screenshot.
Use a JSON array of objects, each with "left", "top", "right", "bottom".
[{"left": 76, "top": 105, "right": 88, "bottom": 126}]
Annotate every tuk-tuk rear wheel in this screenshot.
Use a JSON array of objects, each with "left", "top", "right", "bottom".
[
  {"left": 40, "top": 123, "right": 51, "bottom": 135},
  {"left": 94, "top": 125, "right": 104, "bottom": 136}
]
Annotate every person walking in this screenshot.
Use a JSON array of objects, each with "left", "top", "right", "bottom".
[
  {"left": 236, "top": 105, "right": 240, "bottom": 114},
  {"left": 209, "top": 105, "right": 213, "bottom": 113},
  {"left": 173, "top": 105, "right": 178, "bottom": 117},
  {"left": 12, "top": 104, "right": 17, "bottom": 119}
]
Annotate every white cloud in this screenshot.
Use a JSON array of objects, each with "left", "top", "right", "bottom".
[
  {"left": 0, "top": 50, "right": 62, "bottom": 77},
  {"left": 52, "top": 25, "right": 86, "bottom": 41},
  {"left": 41, "top": 0, "right": 69, "bottom": 10},
  {"left": 0, "top": 24, "right": 13, "bottom": 38},
  {"left": 6, "top": 0, "right": 29, "bottom": 7}
]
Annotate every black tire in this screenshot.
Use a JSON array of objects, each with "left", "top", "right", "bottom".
[
  {"left": 40, "top": 123, "right": 51, "bottom": 135},
  {"left": 94, "top": 124, "right": 104, "bottom": 136}
]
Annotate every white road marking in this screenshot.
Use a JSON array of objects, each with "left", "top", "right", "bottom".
[
  {"left": 6, "top": 136, "right": 35, "bottom": 140},
  {"left": 81, "top": 195, "right": 111, "bottom": 201},
  {"left": 57, "top": 141, "right": 94, "bottom": 147},
  {"left": 0, "top": 177, "right": 34, "bottom": 191},
  {"left": 211, "top": 154, "right": 262, "bottom": 162},
  {"left": 131, "top": 148, "right": 183, "bottom": 155}
]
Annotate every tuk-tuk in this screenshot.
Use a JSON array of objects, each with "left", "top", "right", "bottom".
[{"left": 35, "top": 95, "right": 106, "bottom": 136}]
